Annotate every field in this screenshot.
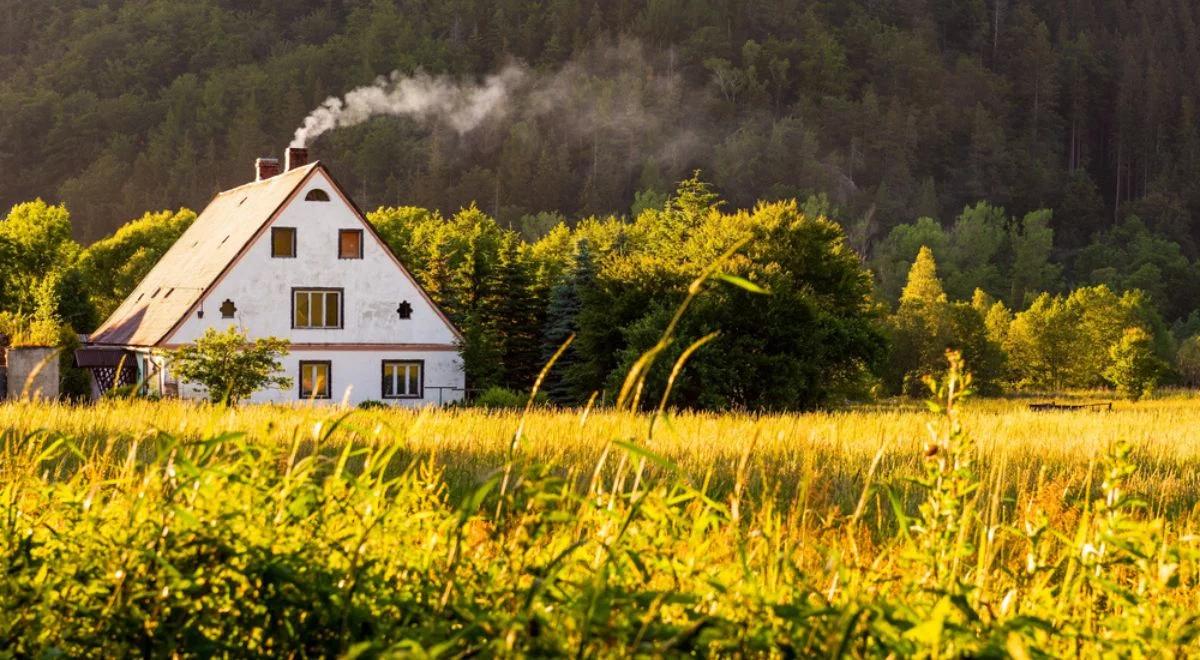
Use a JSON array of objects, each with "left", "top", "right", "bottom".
[{"left": 4, "top": 379, "right": 1200, "bottom": 655}]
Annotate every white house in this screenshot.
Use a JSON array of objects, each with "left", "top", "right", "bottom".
[{"left": 77, "top": 147, "right": 466, "bottom": 406}]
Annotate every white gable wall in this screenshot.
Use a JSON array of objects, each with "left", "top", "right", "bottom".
[
  {"left": 166, "top": 168, "right": 464, "bottom": 405},
  {"left": 171, "top": 169, "right": 457, "bottom": 345}
]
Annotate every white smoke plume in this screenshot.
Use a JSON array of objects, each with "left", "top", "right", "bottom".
[
  {"left": 286, "top": 39, "right": 745, "bottom": 208},
  {"left": 291, "top": 65, "right": 528, "bottom": 147}
]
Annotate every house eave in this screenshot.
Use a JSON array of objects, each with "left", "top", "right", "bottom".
[{"left": 155, "top": 342, "right": 460, "bottom": 351}]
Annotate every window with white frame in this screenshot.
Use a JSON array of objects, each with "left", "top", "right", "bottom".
[
  {"left": 382, "top": 360, "right": 423, "bottom": 399},
  {"left": 293, "top": 288, "right": 342, "bottom": 328}
]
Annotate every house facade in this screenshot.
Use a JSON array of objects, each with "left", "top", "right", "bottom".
[{"left": 78, "top": 147, "right": 465, "bottom": 406}]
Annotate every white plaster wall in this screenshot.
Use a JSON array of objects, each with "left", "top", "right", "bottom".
[
  {"left": 261, "top": 349, "right": 463, "bottom": 406},
  {"left": 170, "top": 349, "right": 463, "bottom": 406},
  {"left": 171, "top": 169, "right": 458, "bottom": 346},
  {"left": 163, "top": 168, "right": 465, "bottom": 405}
]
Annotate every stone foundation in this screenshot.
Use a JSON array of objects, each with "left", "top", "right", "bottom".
[{"left": 5, "top": 347, "right": 60, "bottom": 400}]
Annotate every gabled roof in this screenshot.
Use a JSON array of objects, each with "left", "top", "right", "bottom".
[
  {"left": 88, "top": 163, "right": 320, "bottom": 346},
  {"left": 89, "top": 161, "right": 462, "bottom": 348}
]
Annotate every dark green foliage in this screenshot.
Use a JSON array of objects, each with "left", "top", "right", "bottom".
[
  {"left": 600, "top": 191, "right": 886, "bottom": 410},
  {"left": 368, "top": 205, "right": 544, "bottom": 392},
  {"left": 457, "top": 312, "right": 504, "bottom": 391},
  {"left": 4, "top": 0, "right": 1200, "bottom": 255},
  {"left": 872, "top": 203, "right": 1061, "bottom": 308},
  {"left": 541, "top": 241, "right": 595, "bottom": 404},
  {"left": 1073, "top": 216, "right": 1200, "bottom": 321},
  {"left": 471, "top": 385, "right": 548, "bottom": 409},
  {"left": 485, "top": 235, "right": 544, "bottom": 389},
  {"left": 370, "top": 175, "right": 883, "bottom": 409}
]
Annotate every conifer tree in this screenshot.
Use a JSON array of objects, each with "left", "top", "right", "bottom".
[
  {"left": 486, "top": 234, "right": 544, "bottom": 389},
  {"left": 542, "top": 240, "right": 595, "bottom": 404},
  {"left": 900, "top": 246, "right": 947, "bottom": 306}
]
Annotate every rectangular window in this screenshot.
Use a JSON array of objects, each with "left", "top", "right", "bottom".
[
  {"left": 293, "top": 288, "right": 342, "bottom": 328},
  {"left": 299, "top": 361, "right": 331, "bottom": 399},
  {"left": 338, "top": 229, "right": 363, "bottom": 259},
  {"left": 272, "top": 227, "right": 296, "bottom": 258},
  {"left": 382, "top": 360, "right": 423, "bottom": 399}
]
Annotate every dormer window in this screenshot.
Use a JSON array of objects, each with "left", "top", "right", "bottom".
[
  {"left": 272, "top": 227, "right": 296, "bottom": 258},
  {"left": 305, "top": 189, "right": 330, "bottom": 202},
  {"left": 338, "top": 229, "right": 363, "bottom": 259}
]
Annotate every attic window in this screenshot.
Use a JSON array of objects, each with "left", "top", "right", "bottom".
[
  {"left": 220, "top": 299, "right": 237, "bottom": 318},
  {"left": 272, "top": 227, "right": 296, "bottom": 258},
  {"left": 305, "top": 189, "right": 330, "bottom": 202},
  {"left": 397, "top": 301, "right": 413, "bottom": 320},
  {"left": 238, "top": 196, "right": 247, "bottom": 206},
  {"left": 338, "top": 229, "right": 363, "bottom": 259},
  {"left": 151, "top": 287, "right": 161, "bottom": 298},
  {"left": 163, "top": 288, "right": 174, "bottom": 299}
]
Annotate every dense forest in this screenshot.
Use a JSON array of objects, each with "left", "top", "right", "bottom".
[
  {"left": 4, "top": 0, "right": 1200, "bottom": 248},
  {"left": 5, "top": 0, "right": 1200, "bottom": 405}
]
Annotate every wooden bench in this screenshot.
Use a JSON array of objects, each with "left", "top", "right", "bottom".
[{"left": 1028, "top": 401, "right": 1113, "bottom": 412}]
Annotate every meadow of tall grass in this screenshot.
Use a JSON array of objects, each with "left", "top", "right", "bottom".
[
  {"left": 5, "top": 387, "right": 1200, "bottom": 514},
  {"left": 4, "top": 356, "right": 1200, "bottom": 655}
]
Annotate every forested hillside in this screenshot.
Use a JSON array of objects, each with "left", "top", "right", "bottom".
[
  {"left": 3, "top": 0, "right": 1198, "bottom": 253},
  {"left": 7, "top": 0, "right": 1200, "bottom": 404}
]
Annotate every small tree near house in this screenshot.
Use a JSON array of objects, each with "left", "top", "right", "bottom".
[{"left": 169, "top": 327, "right": 291, "bottom": 404}]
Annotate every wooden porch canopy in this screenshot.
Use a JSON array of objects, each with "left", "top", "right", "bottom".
[
  {"left": 74, "top": 347, "right": 138, "bottom": 394},
  {"left": 74, "top": 347, "right": 135, "bottom": 368}
]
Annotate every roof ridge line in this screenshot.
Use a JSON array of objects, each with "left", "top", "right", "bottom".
[{"left": 216, "top": 161, "right": 320, "bottom": 197}]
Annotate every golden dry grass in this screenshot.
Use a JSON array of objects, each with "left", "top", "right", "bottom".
[{"left": 6, "top": 394, "right": 1200, "bottom": 518}]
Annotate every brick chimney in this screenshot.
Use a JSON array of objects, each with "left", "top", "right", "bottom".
[
  {"left": 255, "top": 157, "right": 280, "bottom": 181},
  {"left": 285, "top": 146, "right": 309, "bottom": 172}
]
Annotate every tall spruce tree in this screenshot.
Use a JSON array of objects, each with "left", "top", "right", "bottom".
[
  {"left": 486, "top": 233, "right": 544, "bottom": 389},
  {"left": 541, "top": 240, "right": 595, "bottom": 404}
]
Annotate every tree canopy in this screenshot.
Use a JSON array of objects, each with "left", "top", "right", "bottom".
[{"left": 4, "top": 0, "right": 1200, "bottom": 259}]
